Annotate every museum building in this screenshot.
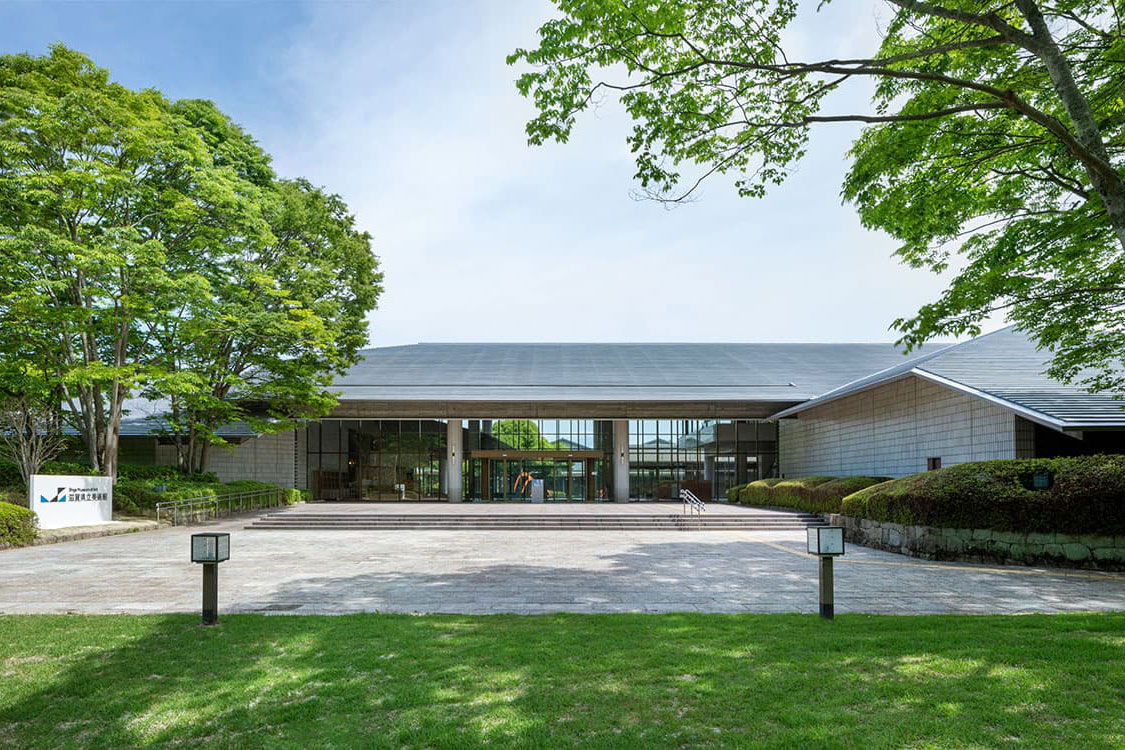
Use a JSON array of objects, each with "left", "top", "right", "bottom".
[{"left": 120, "top": 327, "right": 1125, "bottom": 501}]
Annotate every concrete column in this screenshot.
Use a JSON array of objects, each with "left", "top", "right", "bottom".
[
  {"left": 447, "top": 419, "right": 463, "bottom": 502},
  {"left": 613, "top": 419, "right": 629, "bottom": 503}
]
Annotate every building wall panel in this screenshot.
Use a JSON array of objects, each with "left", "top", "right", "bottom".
[
  {"left": 779, "top": 376, "right": 1018, "bottom": 478},
  {"left": 154, "top": 430, "right": 300, "bottom": 488}
]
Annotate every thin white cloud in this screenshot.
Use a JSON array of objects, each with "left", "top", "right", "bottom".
[{"left": 249, "top": 0, "right": 994, "bottom": 347}]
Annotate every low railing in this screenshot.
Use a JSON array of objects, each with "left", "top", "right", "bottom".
[
  {"left": 156, "top": 488, "right": 287, "bottom": 526},
  {"left": 680, "top": 488, "right": 706, "bottom": 518}
]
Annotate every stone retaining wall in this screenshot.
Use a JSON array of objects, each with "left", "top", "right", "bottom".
[{"left": 825, "top": 513, "right": 1125, "bottom": 570}]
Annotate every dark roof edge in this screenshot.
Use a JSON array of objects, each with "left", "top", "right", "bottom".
[
  {"left": 911, "top": 370, "right": 1066, "bottom": 430},
  {"left": 769, "top": 365, "right": 1125, "bottom": 431},
  {"left": 769, "top": 369, "right": 918, "bottom": 420},
  {"left": 765, "top": 331, "right": 992, "bottom": 419},
  {"left": 355, "top": 340, "right": 948, "bottom": 352}
]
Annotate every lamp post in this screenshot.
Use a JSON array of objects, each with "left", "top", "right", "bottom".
[
  {"left": 191, "top": 532, "right": 230, "bottom": 626},
  {"left": 806, "top": 526, "right": 845, "bottom": 620}
]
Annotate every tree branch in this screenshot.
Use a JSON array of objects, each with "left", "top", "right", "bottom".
[{"left": 884, "top": 0, "right": 1042, "bottom": 52}]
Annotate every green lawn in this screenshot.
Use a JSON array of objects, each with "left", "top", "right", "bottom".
[{"left": 1, "top": 614, "right": 1123, "bottom": 748}]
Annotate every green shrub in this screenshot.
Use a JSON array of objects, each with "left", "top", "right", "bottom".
[
  {"left": 117, "top": 465, "right": 217, "bottom": 482},
  {"left": 739, "top": 475, "right": 889, "bottom": 514},
  {"left": 0, "top": 460, "right": 300, "bottom": 514},
  {"left": 115, "top": 478, "right": 304, "bottom": 513},
  {"left": 114, "top": 480, "right": 223, "bottom": 513},
  {"left": 840, "top": 455, "right": 1125, "bottom": 535},
  {"left": 0, "top": 460, "right": 214, "bottom": 485},
  {"left": 222, "top": 481, "right": 303, "bottom": 505},
  {"left": 727, "top": 478, "right": 778, "bottom": 504},
  {"left": 0, "top": 460, "right": 87, "bottom": 486},
  {"left": 0, "top": 501, "right": 37, "bottom": 547}
]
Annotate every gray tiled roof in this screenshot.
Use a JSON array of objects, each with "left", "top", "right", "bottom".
[
  {"left": 114, "top": 399, "right": 262, "bottom": 438},
  {"left": 771, "top": 327, "right": 1125, "bottom": 429},
  {"left": 331, "top": 342, "right": 932, "bottom": 403}
]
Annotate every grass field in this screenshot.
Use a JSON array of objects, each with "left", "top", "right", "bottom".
[{"left": 1, "top": 613, "right": 1123, "bottom": 748}]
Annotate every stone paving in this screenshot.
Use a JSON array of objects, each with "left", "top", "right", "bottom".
[{"left": 2, "top": 506, "right": 1125, "bottom": 615}]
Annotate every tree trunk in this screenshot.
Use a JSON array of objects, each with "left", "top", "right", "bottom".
[
  {"left": 1015, "top": 0, "right": 1125, "bottom": 250},
  {"left": 187, "top": 423, "right": 199, "bottom": 475},
  {"left": 83, "top": 397, "right": 99, "bottom": 474},
  {"left": 169, "top": 398, "right": 187, "bottom": 473},
  {"left": 197, "top": 439, "right": 210, "bottom": 476},
  {"left": 103, "top": 388, "right": 125, "bottom": 484}
]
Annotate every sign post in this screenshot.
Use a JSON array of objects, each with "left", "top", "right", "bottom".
[
  {"left": 806, "top": 526, "right": 845, "bottom": 620},
  {"left": 29, "top": 475, "right": 113, "bottom": 530}
]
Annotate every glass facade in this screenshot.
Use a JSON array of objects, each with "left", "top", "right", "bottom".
[
  {"left": 628, "top": 420, "right": 777, "bottom": 500},
  {"left": 464, "top": 419, "right": 612, "bottom": 502},
  {"left": 307, "top": 420, "right": 449, "bottom": 501},
  {"left": 305, "top": 418, "right": 778, "bottom": 502}
]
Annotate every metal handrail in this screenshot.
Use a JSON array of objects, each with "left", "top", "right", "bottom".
[
  {"left": 155, "top": 488, "right": 287, "bottom": 526},
  {"left": 680, "top": 488, "right": 706, "bottom": 517}
]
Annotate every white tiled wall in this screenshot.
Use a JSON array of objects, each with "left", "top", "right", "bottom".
[
  {"left": 779, "top": 376, "right": 1029, "bottom": 478},
  {"left": 155, "top": 429, "right": 305, "bottom": 488}
]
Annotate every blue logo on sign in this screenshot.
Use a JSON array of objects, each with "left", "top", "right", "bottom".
[{"left": 40, "top": 487, "right": 66, "bottom": 503}]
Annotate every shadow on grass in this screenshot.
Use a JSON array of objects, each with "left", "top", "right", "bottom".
[{"left": 2, "top": 610, "right": 1125, "bottom": 748}]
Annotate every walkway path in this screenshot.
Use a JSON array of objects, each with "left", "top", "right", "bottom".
[{"left": 2, "top": 505, "right": 1123, "bottom": 615}]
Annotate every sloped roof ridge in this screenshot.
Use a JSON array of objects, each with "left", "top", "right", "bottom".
[
  {"left": 768, "top": 326, "right": 1018, "bottom": 418},
  {"left": 909, "top": 324, "right": 1020, "bottom": 376},
  {"left": 354, "top": 341, "right": 924, "bottom": 351}
]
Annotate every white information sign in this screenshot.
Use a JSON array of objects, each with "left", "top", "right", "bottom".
[{"left": 29, "top": 474, "right": 113, "bottom": 530}]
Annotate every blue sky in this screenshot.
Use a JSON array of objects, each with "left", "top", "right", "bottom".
[{"left": 1, "top": 1, "right": 985, "bottom": 348}]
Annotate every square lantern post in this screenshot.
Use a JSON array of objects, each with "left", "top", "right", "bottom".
[
  {"left": 806, "top": 526, "right": 845, "bottom": 620},
  {"left": 191, "top": 532, "right": 230, "bottom": 626}
]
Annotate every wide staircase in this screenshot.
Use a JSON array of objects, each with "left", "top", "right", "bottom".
[{"left": 244, "top": 508, "right": 825, "bottom": 532}]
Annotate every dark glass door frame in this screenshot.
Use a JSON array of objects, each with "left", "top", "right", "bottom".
[{"left": 469, "top": 450, "right": 603, "bottom": 502}]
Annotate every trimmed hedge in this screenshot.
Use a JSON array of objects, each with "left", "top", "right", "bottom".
[
  {"left": 0, "top": 463, "right": 304, "bottom": 520},
  {"left": 0, "top": 501, "right": 37, "bottom": 547},
  {"left": 0, "top": 460, "right": 215, "bottom": 485},
  {"left": 0, "top": 486, "right": 24, "bottom": 506},
  {"left": 223, "top": 481, "right": 306, "bottom": 505},
  {"left": 118, "top": 465, "right": 217, "bottom": 482},
  {"left": 0, "top": 460, "right": 89, "bottom": 486},
  {"left": 115, "top": 478, "right": 306, "bottom": 513},
  {"left": 115, "top": 480, "right": 223, "bottom": 513},
  {"left": 840, "top": 455, "right": 1125, "bottom": 535},
  {"left": 732, "top": 476, "right": 890, "bottom": 514}
]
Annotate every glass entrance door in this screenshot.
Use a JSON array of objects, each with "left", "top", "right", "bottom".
[{"left": 468, "top": 452, "right": 604, "bottom": 501}]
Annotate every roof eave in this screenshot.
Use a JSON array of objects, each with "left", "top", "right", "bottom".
[
  {"left": 768, "top": 370, "right": 919, "bottom": 420},
  {"left": 909, "top": 370, "right": 1070, "bottom": 431},
  {"left": 768, "top": 367, "right": 1125, "bottom": 433}
]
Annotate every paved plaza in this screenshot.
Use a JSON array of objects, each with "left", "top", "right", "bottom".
[{"left": 3, "top": 503, "right": 1125, "bottom": 615}]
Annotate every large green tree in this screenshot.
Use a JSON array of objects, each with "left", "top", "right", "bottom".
[
  {"left": 510, "top": 1, "right": 1125, "bottom": 389},
  {"left": 0, "top": 46, "right": 217, "bottom": 478},
  {"left": 147, "top": 101, "right": 382, "bottom": 474},
  {"left": 0, "top": 46, "right": 382, "bottom": 480}
]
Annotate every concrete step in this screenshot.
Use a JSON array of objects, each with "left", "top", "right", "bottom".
[
  {"left": 244, "top": 511, "right": 825, "bottom": 531},
  {"left": 253, "top": 516, "right": 819, "bottom": 523},
  {"left": 263, "top": 513, "right": 817, "bottom": 519},
  {"left": 247, "top": 519, "right": 817, "bottom": 526},
  {"left": 246, "top": 525, "right": 818, "bottom": 532},
  {"left": 241, "top": 521, "right": 814, "bottom": 528}
]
